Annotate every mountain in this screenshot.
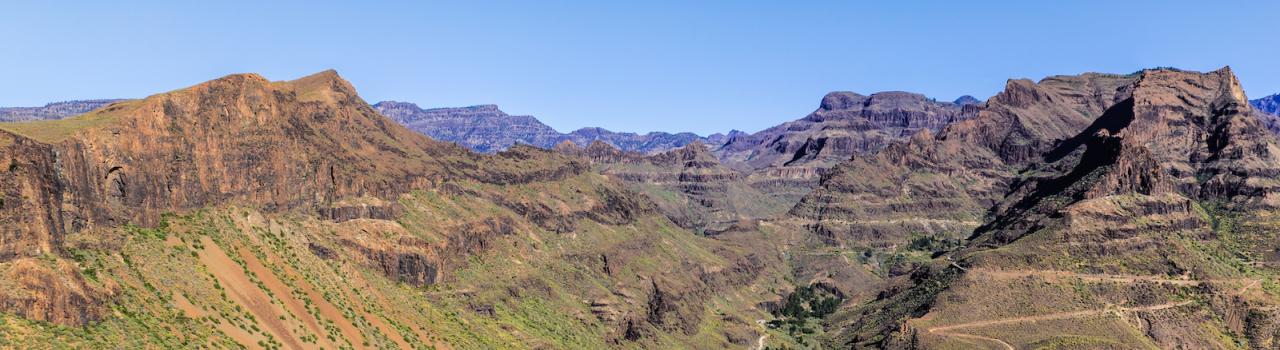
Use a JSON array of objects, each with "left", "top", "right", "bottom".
[
  {"left": 1253, "top": 94, "right": 1280, "bottom": 115},
  {"left": 374, "top": 101, "right": 718, "bottom": 154},
  {"left": 0, "top": 99, "right": 125, "bottom": 122},
  {"left": 792, "top": 72, "right": 1137, "bottom": 250},
  {"left": 826, "top": 67, "right": 1280, "bottom": 349},
  {"left": 0, "top": 71, "right": 788, "bottom": 348},
  {"left": 714, "top": 91, "right": 980, "bottom": 207}
]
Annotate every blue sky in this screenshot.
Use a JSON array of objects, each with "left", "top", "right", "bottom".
[{"left": 2, "top": 1, "right": 1278, "bottom": 135}]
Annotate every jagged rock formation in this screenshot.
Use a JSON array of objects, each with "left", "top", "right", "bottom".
[
  {"left": 829, "top": 68, "right": 1280, "bottom": 349},
  {"left": 375, "top": 101, "right": 720, "bottom": 153},
  {"left": 0, "top": 99, "right": 124, "bottom": 122}
]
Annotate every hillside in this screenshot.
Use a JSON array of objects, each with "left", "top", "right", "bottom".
[
  {"left": 558, "top": 141, "right": 790, "bottom": 236},
  {"left": 0, "top": 71, "right": 794, "bottom": 349}
]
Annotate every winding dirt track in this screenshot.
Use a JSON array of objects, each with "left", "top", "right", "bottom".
[
  {"left": 921, "top": 269, "right": 1260, "bottom": 349},
  {"left": 753, "top": 319, "right": 769, "bottom": 350}
]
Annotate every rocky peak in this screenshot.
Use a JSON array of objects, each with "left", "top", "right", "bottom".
[{"left": 817, "top": 91, "right": 869, "bottom": 111}]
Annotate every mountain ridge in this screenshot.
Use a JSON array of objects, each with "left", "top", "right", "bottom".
[{"left": 374, "top": 100, "right": 723, "bottom": 154}]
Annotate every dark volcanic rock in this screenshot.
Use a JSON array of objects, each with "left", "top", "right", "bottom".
[{"left": 0, "top": 99, "right": 124, "bottom": 122}]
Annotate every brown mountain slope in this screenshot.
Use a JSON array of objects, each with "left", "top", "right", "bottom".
[
  {"left": 830, "top": 68, "right": 1280, "bottom": 349},
  {"left": 0, "top": 71, "right": 790, "bottom": 349}
]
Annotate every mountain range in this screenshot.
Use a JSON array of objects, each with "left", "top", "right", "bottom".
[
  {"left": 0, "top": 99, "right": 124, "bottom": 122},
  {"left": 373, "top": 101, "right": 725, "bottom": 154},
  {"left": 2, "top": 68, "right": 1280, "bottom": 349}
]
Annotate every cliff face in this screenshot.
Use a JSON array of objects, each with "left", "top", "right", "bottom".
[
  {"left": 0, "top": 99, "right": 124, "bottom": 122},
  {"left": 375, "top": 101, "right": 717, "bottom": 154},
  {"left": 7, "top": 71, "right": 476, "bottom": 239},
  {"left": 0, "top": 70, "right": 477, "bottom": 324},
  {"left": 717, "top": 91, "right": 976, "bottom": 170},
  {"left": 791, "top": 73, "right": 1137, "bottom": 248},
  {"left": 714, "top": 91, "right": 979, "bottom": 207},
  {"left": 831, "top": 68, "right": 1280, "bottom": 349},
  {"left": 375, "top": 102, "right": 566, "bottom": 153}
]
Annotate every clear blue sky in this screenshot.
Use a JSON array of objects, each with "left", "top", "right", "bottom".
[{"left": 3, "top": 0, "right": 1278, "bottom": 135}]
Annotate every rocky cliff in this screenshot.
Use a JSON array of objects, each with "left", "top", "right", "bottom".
[
  {"left": 375, "top": 101, "right": 719, "bottom": 154},
  {"left": 0, "top": 99, "right": 125, "bottom": 122},
  {"left": 792, "top": 73, "right": 1136, "bottom": 249},
  {"left": 829, "top": 68, "right": 1280, "bottom": 349},
  {"left": 715, "top": 91, "right": 979, "bottom": 207}
]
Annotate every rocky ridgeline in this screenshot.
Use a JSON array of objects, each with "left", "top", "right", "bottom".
[
  {"left": 715, "top": 91, "right": 981, "bottom": 206},
  {"left": 375, "top": 101, "right": 723, "bottom": 154},
  {"left": 792, "top": 73, "right": 1137, "bottom": 248},
  {"left": 1253, "top": 94, "right": 1280, "bottom": 116},
  {"left": 0, "top": 99, "right": 124, "bottom": 122}
]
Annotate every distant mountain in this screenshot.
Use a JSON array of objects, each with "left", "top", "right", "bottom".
[
  {"left": 374, "top": 101, "right": 718, "bottom": 153},
  {"left": 713, "top": 91, "right": 979, "bottom": 204},
  {"left": 952, "top": 95, "right": 982, "bottom": 105},
  {"left": 1253, "top": 94, "right": 1279, "bottom": 115},
  {"left": 0, "top": 99, "right": 124, "bottom": 122}
]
